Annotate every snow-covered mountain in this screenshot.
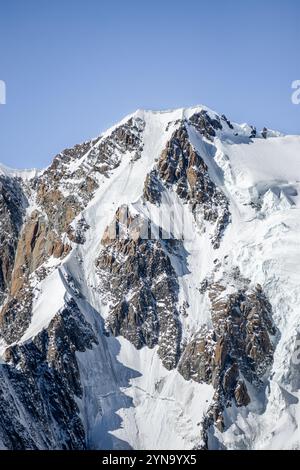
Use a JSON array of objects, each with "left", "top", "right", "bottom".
[{"left": 0, "top": 105, "right": 300, "bottom": 450}]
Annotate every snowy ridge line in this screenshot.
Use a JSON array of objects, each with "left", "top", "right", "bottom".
[{"left": 0, "top": 104, "right": 288, "bottom": 177}]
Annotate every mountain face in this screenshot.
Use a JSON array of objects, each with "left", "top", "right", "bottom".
[{"left": 0, "top": 105, "right": 300, "bottom": 450}]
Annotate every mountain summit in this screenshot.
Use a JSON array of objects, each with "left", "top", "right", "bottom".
[{"left": 0, "top": 106, "right": 300, "bottom": 449}]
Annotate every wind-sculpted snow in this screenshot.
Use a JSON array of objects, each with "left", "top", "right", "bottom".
[{"left": 0, "top": 105, "right": 300, "bottom": 449}]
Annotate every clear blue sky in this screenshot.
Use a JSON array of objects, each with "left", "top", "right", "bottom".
[{"left": 0, "top": 0, "right": 299, "bottom": 169}]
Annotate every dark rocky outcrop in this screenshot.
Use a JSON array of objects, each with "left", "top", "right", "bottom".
[
  {"left": 221, "top": 114, "right": 234, "bottom": 130},
  {"left": 143, "top": 169, "right": 164, "bottom": 205},
  {"left": 178, "top": 272, "right": 276, "bottom": 447},
  {"left": 234, "top": 380, "right": 251, "bottom": 407},
  {"left": 188, "top": 110, "right": 223, "bottom": 140},
  {"left": 250, "top": 126, "right": 257, "bottom": 139},
  {"left": 96, "top": 206, "right": 181, "bottom": 370},
  {"left": 178, "top": 328, "right": 215, "bottom": 383},
  {"left": 144, "top": 124, "right": 230, "bottom": 248},
  {"left": 261, "top": 127, "right": 268, "bottom": 139},
  {"left": 0, "top": 176, "right": 27, "bottom": 305},
  {"left": 0, "top": 298, "right": 97, "bottom": 449},
  {"left": 0, "top": 210, "right": 72, "bottom": 343}
]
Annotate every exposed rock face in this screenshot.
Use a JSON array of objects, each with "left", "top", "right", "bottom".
[
  {"left": 178, "top": 267, "right": 276, "bottom": 447},
  {"left": 29, "top": 116, "right": 145, "bottom": 251},
  {"left": 188, "top": 110, "right": 223, "bottom": 140},
  {"left": 143, "top": 169, "right": 164, "bottom": 205},
  {"left": 261, "top": 127, "right": 268, "bottom": 139},
  {"left": 0, "top": 176, "right": 27, "bottom": 305},
  {"left": 88, "top": 116, "right": 145, "bottom": 171},
  {"left": 250, "top": 126, "right": 257, "bottom": 139},
  {"left": 209, "top": 283, "right": 276, "bottom": 383},
  {"left": 96, "top": 206, "right": 181, "bottom": 370},
  {"left": 234, "top": 380, "right": 251, "bottom": 407},
  {"left": 36, "top": 116, "right": 144, "bottom": 195},
  {"left": 221, "top": 114, "right": 234, "bottom": 130},
  {"left": 178, "top": 328, "right": 215, "bottom": 383},
  {"left": 0, "top": 210, "right": 71, "bottom": 343},
  {"left": 0, "top": 297, "right": 97, "bottom": 449},
  {"left": 144, "top": 123, "right": 230, "bottom": 248},
  {"left": 178, "top": 283, "right": 275, "bottom": 389}
]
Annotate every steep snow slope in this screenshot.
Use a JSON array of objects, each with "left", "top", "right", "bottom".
[{"left": 0, "top": 105, "right": 300, "bottom": 449}]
